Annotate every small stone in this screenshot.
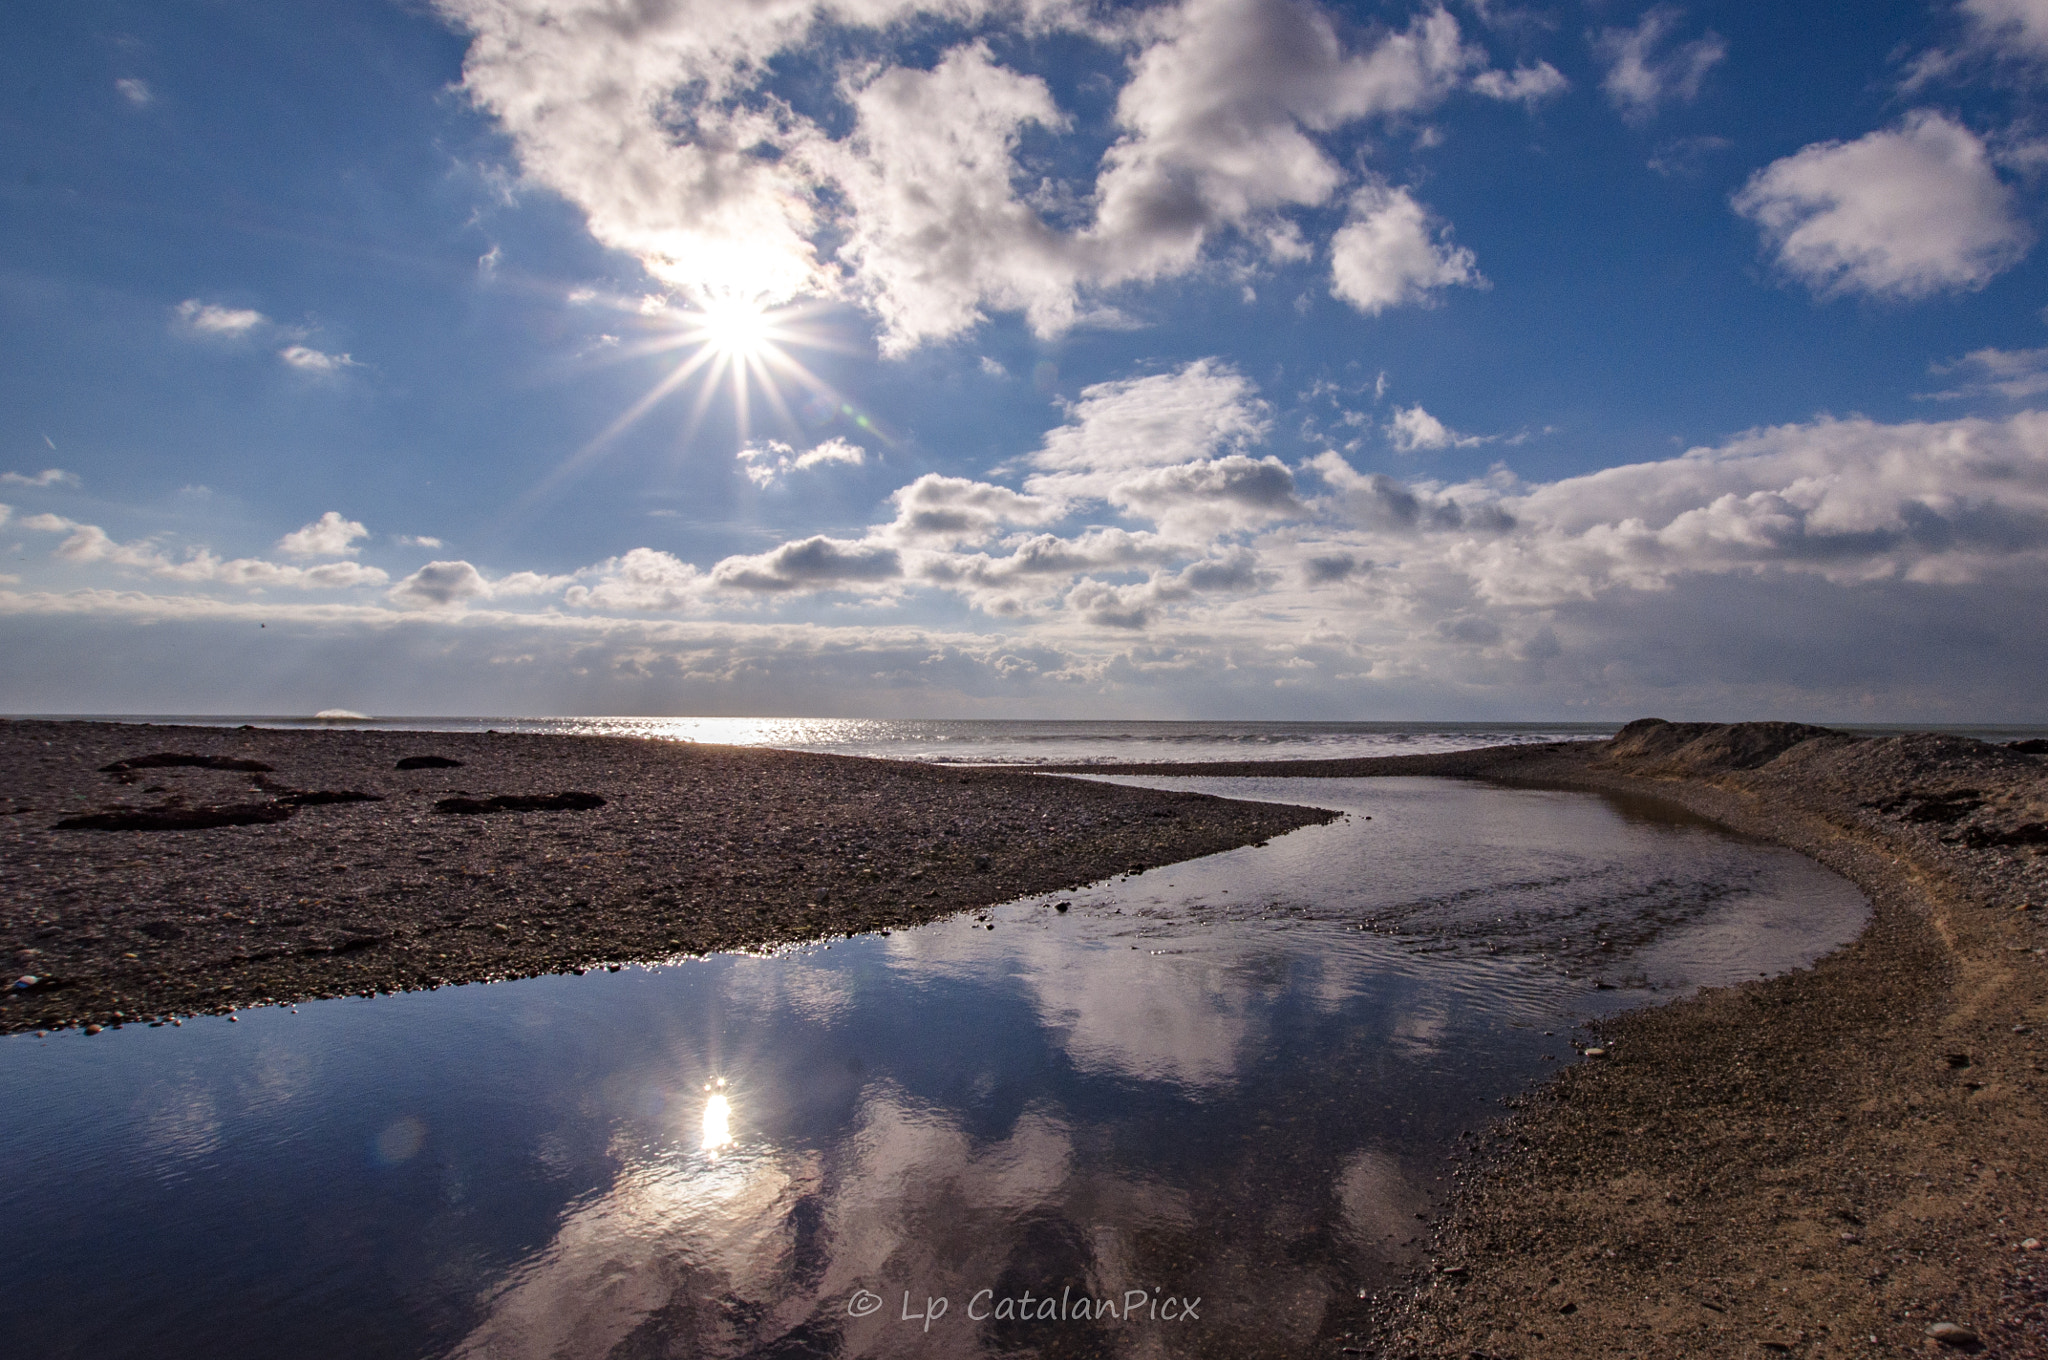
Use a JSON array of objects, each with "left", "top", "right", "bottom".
[
  {"left": 83, "top": 1023, "right": 102, "bottom": 1035},
  {"left": 1944, "top": 1053, "right": 1972, "bottom": 1069},
  {"left": 1583, "top": 1047, "right": 1608, "bottom": 1059},
  {"left": 1925, "top": 1322, "right": 1977, "bottom": 1346},
  {"left": 2022, "top": 1237, "right": 2042, "bottom": 1250},
  {"left": 1055, "top": 902, "right": 1069, "bottom": 913},
  {"left": 1555, "top": 1301, "right": 1576, "bottom": 1315}
]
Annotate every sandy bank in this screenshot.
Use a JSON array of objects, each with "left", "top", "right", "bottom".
[
  {"left": 1096, "top": 721, "right": 2048, "bottom": 1360},
  {"left": 0, "top": 719, "right": 1332, "bottom": 1035}
]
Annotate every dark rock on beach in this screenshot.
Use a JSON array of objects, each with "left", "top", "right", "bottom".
[
  {"left": 0, "top": 719, "right": 1334, "bottom": 1036},
  {"left": 55, "top": 802, "right": 298, "bottom": 831},
  {"left": 433, "top": 791, "right": 607, "bottom": 814},
  {"left": 395, "top": 755, "right": 463, "bottom": 770}
]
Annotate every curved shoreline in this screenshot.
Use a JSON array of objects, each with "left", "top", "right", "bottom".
[
  {"left": 7, "top": 719, "right": 2045, "bottom": 1353},
  {"left": 0, "top": 719, "right": 1334, "bottom": 1035},
  {"left": 1070, "top": 729, "right": 2047, "bottom": 1358}
]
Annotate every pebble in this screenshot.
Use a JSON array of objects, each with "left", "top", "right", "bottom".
[
  {"left": 2022, "top": 1237, "right": 2042, "bottom": 1250},
  {"left": 83, "top": 1023, "right": 102, "bottom": 1034},
  {"left": 1925, "top": 1322, "right": 1978, "bottom": 1346},
  {"left": 1583, "top": 1047, "right": 1608, "bottom": 1059}
]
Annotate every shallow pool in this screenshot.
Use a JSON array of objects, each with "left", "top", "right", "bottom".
[{"left": 0, "top": 778, "right": 1867, "bottom": 1359}]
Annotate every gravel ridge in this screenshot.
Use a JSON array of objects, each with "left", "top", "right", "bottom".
[
  {"left": 1290, "top": 725, "right": 2047, "bottom": 1360},
  {"left": 0, "top": 719, "right": 1334, "bottom": 1034}
]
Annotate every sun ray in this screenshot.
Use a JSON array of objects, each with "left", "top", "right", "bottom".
[{"left": 517, "top": 290, "right": 881, "bottom": 513}]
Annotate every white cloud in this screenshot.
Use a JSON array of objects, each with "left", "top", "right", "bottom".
[
  {"left": 1028, "top": 359, "right": 1270, "bottom": 476},
  {"left": 885, "top": 474, "right": 1064, "bottom": 547},
  {"left": 829, "top": 41, "right": 1083, "bottom": 350},
  {"left": 436, "top": 0, "right": 1536, "bottom": 349},
  {"left": 1907, "top": 0, "right": 2048, "bottom": 85},
  {"left": 398, "top": 535, "right": 445, "bottom": 549},
  {"left": 710, "top": 535, "right": 904, "bottom": 594},
  {"left": 1733, "top": 111, "right": 2032, "bottom": 300},
  {"left": 1921, "top": 344, "right": 2048, "bottom": 400},
  {"left": 276, "top": 511, "right": 369, "bottom": 559},
  {"left": 1087, "top": 0, "right": 1485, "bottom": 289},
  {"left": 175, "top": 300, "right": 267, "bottom": 337},
  {"left": 736, "top": 436, "right": 868, "bottom": 488},
  {"left": 1592, "top": 6, "right": 1726, "bottom": 122},
  {"left": 20, "top": 513, "right": 391, "bottom": 590},
  {"left": 0, "top": 468, "right": 79, "bottom": 488},
  {"left": 389, "top": 560, "right": 493, "bottom": 608},
  {"left": 12, "top": 403, "right": 2048, "bottom": 716},
  {"left": 563, "top": 548, "right": 704, "bottom": 611},
  {"left": 1386, "top": 403, "right": 1488, "bottom": 452},
  {"left": 1328, "top": 182, "right": 1483, "bottom": 315},
  {"left": 979, "top": 356, "right": 1009, "bottom": 378},
  {"left": 116, "top": 78, "right": 153, "bottom": 107},
  {"left": 279, "top": 345, "right": 358, "bottom": 373},
  {"left": 1469, "top": 61, "right": 1568, "bottom": 104}
]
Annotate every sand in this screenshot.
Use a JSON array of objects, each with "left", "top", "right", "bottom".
[{"left": 0, "top": 719, "right": 1331, "bottom": 1034}]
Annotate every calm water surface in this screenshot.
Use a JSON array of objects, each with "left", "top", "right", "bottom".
[{"left": 0, "top": 778, "right": 1867, "bottom": 1359}]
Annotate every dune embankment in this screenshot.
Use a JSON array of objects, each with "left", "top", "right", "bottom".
[
  {"left": 1178, "top": 718, "right": 2048, "bottom": 1360},
  {"left": 0, "top": 719, "right": 1333, "bottom": 1035}
]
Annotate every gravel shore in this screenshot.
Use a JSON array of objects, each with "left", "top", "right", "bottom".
[
  {"left": 0, "top": 719, "right": 1332, "bottom": 1035},
  {"left": 1074, "top": 721, "right": 2048, "bottom": 1360}
]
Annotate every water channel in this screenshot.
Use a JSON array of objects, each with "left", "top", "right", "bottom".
[{"left": 0, "top": 777, "right": 1869, "bottom": 1359}]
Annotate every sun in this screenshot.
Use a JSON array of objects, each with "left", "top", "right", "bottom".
[
  {"left": 692, "top": 295, "right": 777, "bottom": 363},
  {"left": 521, "top": 287, "right": 873, "bottom": 506}
]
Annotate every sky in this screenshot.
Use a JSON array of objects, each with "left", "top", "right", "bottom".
[{"left": 4, "top": 0, "right": 2048, "bottom": 721}]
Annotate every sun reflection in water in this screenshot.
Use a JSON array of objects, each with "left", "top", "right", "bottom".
[{"left": 701, "top": 1077, "right": 733, "bottom": 1156}]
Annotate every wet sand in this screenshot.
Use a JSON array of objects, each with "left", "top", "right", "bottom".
[
  {"left": 1071, "top": 722, "right": 2048, "bottom": 1358},
  {"left": 0, "top": 719, "right": 1331, "bottom": 1035}
]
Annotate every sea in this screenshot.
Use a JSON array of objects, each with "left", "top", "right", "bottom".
[{"left": 30, "top": 714, "right": 2048, "bottom": 764}]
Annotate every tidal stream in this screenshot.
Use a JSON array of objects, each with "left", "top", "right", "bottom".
[{"left": 0, "top": 777, "right": 1868, "bottom": 1359}]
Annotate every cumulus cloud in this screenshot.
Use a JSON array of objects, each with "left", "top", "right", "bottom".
[
  {"left": 710, "top": 536, "right": 903, "bottom": 594},
  {"left": 1386, "top": 403, "right": 1488, "bottom": 452},
  {"left": 1592, "top": 6, "right": 1726, "bottom": 122},
  {"left": 279, "top": 345, "right": 358, "bottom": 373},
  {"left": 736, "top": 436, "right": 867, "bottom": 488},
  {"left": 1087, "top": 0, "right": 1484, "bottom": 288},
  {"left": 116, "top": 78, "right": 153, "bottom": 107},
  {"left": 276, "top": 511, "right": 369, "bottom": 559},
  {"left": 1, "top": 468, "right": 79, "bottom": 488},
  {"left": 389, "top": 560, "right": 493, "bottom": 608},
  {"left": 829, "top": 41, "right": 1083, "bottom": 349},
  {"left": 885, "top": 474, "right": 1064, "bottom": 547},
  {"left": 435, "top": 0, "right": 1541, "bottom": 349},
  {"left": 1733, "top": 111, "right": 2033, "bottom": 300},
  {"left": 175, "top": 300, "right": 267, "bottom": 337},
  {"left": 20, "top": 513, "right": 391, "bottom": 590},
  {"left": 1328, "top": 182, "right": 1483, "bottom": 315},
  {"left": 14, "top": 404, "right": 2048, "bottom": 715},
  {"left": 563, "top": 548, "right": 703, "bottom": 611}
]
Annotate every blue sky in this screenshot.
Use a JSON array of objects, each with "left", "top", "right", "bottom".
[{"left": 5, "top": 0, "right": 2048, "bottom": 720}]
